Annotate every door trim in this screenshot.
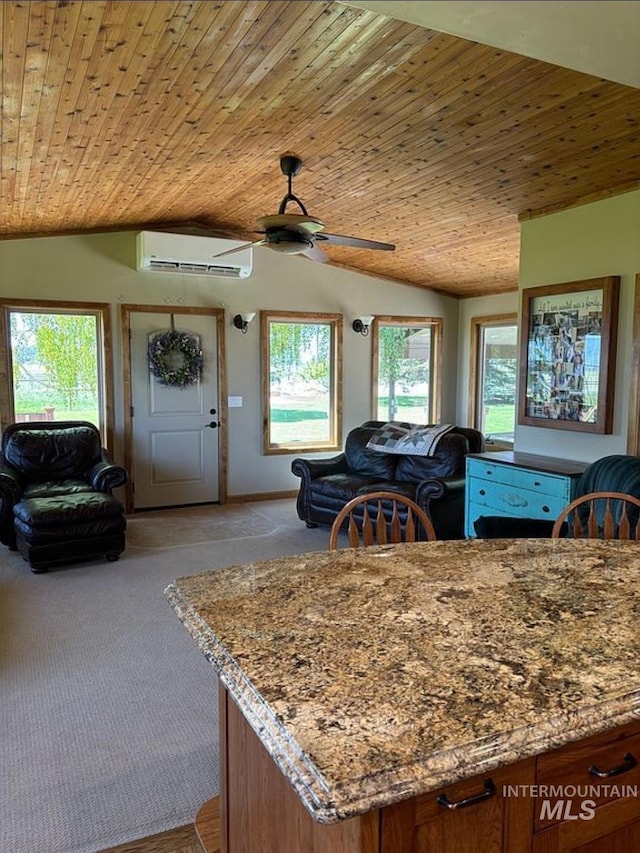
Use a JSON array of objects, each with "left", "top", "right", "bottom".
[{"left": 121, "top": 304, "right": 227, "bottom": 513}]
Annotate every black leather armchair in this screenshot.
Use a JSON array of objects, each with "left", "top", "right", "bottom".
[
  {"left": 474, "top": 454, "right": 640, "bottom": 539},
  {"left": 292, "top": 421, "right": 484, "bottom": 540},
  {"left": 0, "top": 421, "right": 127, "bottom": 571}
]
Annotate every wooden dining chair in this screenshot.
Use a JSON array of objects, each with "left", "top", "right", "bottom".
[
  {"left": 551, "top": 491, "right": 640, "bottom": 540},
  {"left": 328, "top": 491, "right": 437, "bottom": 550}
]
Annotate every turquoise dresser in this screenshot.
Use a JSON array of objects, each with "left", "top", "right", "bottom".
[{"left": 465, "top": 451, "right": 589, "bottom": 538}]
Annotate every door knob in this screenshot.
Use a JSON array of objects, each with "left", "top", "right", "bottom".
[
  {"left": 209, "top": 408, "right": 217, "bottom": 415},
  {"left": 208, "top": 421, "right": 219, "bottom": 429}
]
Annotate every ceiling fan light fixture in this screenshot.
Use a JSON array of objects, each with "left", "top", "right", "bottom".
[
  {"left": 267, "top": 229, "right": 314, "bottom": 254},
  {"left": 268, "top": 240, "right": 310, "bottom": 255},
  {"left": 224, "top": 154, "right": 396, "bottom": 264}
]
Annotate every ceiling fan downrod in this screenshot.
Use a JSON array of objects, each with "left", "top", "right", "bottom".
[{"left": 277, "top": 154, "right": 308, "bottom": 216}]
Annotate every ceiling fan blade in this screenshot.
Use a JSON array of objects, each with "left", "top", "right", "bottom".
[
  {"left": 302, "top": 244, "right": 329, "bottom": 263},
  {"left": 316, "top": 232, "right": 396, "bottom": 251},
  {"left": 212, "top": 239, "right": 266, "bottom": 259}
]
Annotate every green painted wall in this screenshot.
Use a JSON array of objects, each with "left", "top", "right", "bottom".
[
  {"left": 0, "top": 230, "right": 460, "bottom": 496},
  {"left": 516, "top": 189, "right": 640, "bottom": 461}
]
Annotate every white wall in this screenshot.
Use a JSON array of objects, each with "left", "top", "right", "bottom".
[
  {"left": 516, "top": 190, "right": 640, "bottom": 461},
  {"left": 0, "top": 231, "right": 460, "bottom": 496}
]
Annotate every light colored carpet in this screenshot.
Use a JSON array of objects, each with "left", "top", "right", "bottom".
[{"left": 0, "top": 499, "right": 329, "bottom": 853}]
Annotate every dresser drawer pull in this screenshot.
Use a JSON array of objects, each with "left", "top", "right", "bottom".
[
  {"left": 501, "top": 494, "right": 528, "bottom": 508},
  {"left": 437, "top": 778, "right": 496, "bottom": 810},
  {"left": 479, "top": 489, "right": 486, "bottom": 496},
  {"left": 589, "top": 752, "right": 637, "bottom": 778},
  {"left": 542, "top": 505, "right": 550, "bottom": 513}
]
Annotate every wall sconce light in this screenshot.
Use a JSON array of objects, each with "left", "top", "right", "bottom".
[
  {"left": 233, "top": 312, "right": 256, "bottom": 334},
  {"left": 352, "top": 315, "right": 375, "bottom": 336}
]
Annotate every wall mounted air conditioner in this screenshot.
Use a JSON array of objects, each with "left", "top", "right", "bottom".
[{"left": 136, "top": 231, "right": 253, "bottom": 278}]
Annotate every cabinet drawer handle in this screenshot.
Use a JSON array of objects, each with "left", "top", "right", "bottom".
[
  {"left": 479, "top": 489, "right": 486, "bottom": 496},
  {"left": 437, "top": 778, "right": 496, "bottom": 810},
  {"left": 589, "top": 752, "right": 637, "bottom": 778},
  {"left": 501, "top": 493, "right": 528, "bottom": 508},
  {"left": 541, "top": 505, "right": 550, "bottom": 513}
]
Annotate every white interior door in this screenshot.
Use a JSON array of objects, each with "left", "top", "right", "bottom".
[{"left": 130, "top": 312, "right": 219, "bottom": 509}]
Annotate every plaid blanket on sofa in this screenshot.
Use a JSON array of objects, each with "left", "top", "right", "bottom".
[{"left": 366, "top": 423, "right": 455, "bottom": 456}]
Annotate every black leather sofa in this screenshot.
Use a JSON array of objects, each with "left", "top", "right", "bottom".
[
  {"left": 0, "top": 421, "right": 127, "bottom": 572},
  {"left": 292, "top": 421, "right": 484, "bottom": 540}
]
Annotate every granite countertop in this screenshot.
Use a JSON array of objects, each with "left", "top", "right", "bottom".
[{"left": 165, "top": 538, "right": 640, "bottom": 823}]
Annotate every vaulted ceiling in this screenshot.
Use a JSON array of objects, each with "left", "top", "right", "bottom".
[{"left": 1, "top": 1, "right": 639, "bottom": 297}]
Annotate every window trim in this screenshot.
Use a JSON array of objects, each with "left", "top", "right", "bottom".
[
  {"left": 260, "top": 310, "right": 343, "bottom": 455},
  {"left": 627, "top": 273, "right": 640, "bottom": 454},
  {"left": 0, "top": 298, "right": 114, "bottom": 448},
  {"left": 371, "top": 315, "right": 443, "bottom": 424},
  {"left": 469, "top": 313, "right": 517, "bottom": 445}
]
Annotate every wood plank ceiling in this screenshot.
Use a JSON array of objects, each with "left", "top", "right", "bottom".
[{"left": 1, "top": 0, "right": 638, "bottom": 297}]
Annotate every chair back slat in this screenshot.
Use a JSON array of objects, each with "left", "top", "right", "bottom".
[
  {"left": 328, "top": 490, "right": 437, "bottom": 550},
  {"left": 589, "top": 503, "right": 601, "bottom": 538},
  {"left": 361, "top": 505, "right": 374, "bottom": 546},
  {"left": 348, "top": 512, "right": 361, "bottom": 547},
  {"left": 619, "top": 506, "right": 631, "bottom": 540},
  {"left": 552, "top": 491, "right": 640, "bottom": 540},
  {"left": 573, "top": 513, "right": 584, "bottom": 538},
  {"left": 390, "top": 502, "right": 402, "bottom": 542},
  {"left": 405, "top": 511, "right": 416, "bottom": 541},
  {"left": 375, "top": 501, "right": 387, "bottom": 545}
]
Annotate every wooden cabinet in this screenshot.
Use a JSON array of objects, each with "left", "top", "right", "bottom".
[
  {"left": 380, "top": 759, "right": 534, "bottom": 852},
  {"left": 532, "top": 722, "right": 640, "bottom": 853},
  {"left": 211, "top": 686, "right": 640, "bottom": 853},
  {"left": 465, "top": 451, "right": 588, "bottom": 537},
  {"left": 534, "top": 723, "right": 640, "bottom": 832},
  {"left": 532, "top": 810, "right": 640, "bottom": 853},
  {"left": 379, "top": 722, "right": 640, "bottom": 853},
  {"left": 218, "top": 686, "right": 379, "bottom": 853}
]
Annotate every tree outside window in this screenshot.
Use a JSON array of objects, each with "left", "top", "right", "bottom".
[
  {"left": 262, "top": 312, "right": 342, "bottom": 453},
  {"left": 373, "top": 318, "right": 441, "bottom": 424},
  {"left": 10, "top": 310, "right": 102, "bottom": 427}
]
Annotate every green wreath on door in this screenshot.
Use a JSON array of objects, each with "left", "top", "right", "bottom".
[{"left": 147, "top": 329, "right": 204, "bottom": 388}]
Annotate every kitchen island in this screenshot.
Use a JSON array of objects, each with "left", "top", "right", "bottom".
[{"left": 165, "top": 538, "right": 640, "bottom": 852}]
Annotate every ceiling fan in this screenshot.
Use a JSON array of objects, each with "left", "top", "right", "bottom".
[{"left": 214, "top": 154, "right": 396, "bottom": 263}]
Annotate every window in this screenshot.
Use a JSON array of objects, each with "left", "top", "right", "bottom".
[
  {"left": 372, "top": 317, "right": 442, "bottom": 423},
  {"left": 0, "top": 300, "right": 113, "bottom": 443},
  {"left": 261, "top": 311, "right": 342, "bottom": 454},
  {"left": 470, "top": 315, "right": 518, "bottom": 444}
]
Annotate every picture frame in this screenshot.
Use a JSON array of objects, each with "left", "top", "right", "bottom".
[{"left": 518, "top": 276, "right": 620, "bottom": 433}]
